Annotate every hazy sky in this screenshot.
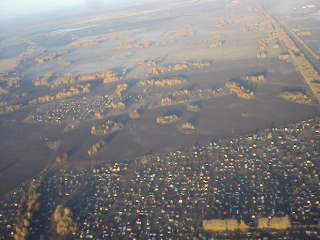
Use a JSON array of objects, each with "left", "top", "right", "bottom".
[
  {"left": 0, "top": 0, "right": 134, "bottom": 20},
  {"left": 0, "top": 0, "right": 80, "bottom": 18}
]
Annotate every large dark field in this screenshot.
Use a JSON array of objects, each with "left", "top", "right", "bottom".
[{"left": 1, "top": 58, "right": 319, "bottom": 197}]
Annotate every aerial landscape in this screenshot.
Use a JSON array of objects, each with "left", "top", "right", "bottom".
[{"left": 0, "top": 0, "right": 319, "bottom": 239}]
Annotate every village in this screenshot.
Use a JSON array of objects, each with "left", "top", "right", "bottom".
[{"left": 0, "top": 118, "right": 319, "bottom": 239}]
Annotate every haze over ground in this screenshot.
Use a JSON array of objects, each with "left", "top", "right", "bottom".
[{"left": 0, "top": 0, "right": 146, "bottom": 20}]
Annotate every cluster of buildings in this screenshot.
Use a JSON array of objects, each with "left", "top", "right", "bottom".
[
  {"left": 0, "top": 118, "right": 319, "bottom": 239},
  {"left": 30, "top": 96, "right": 112, "bottom": 124},
  {"left": 29, "top": 90, "right": 143, "bottom": 125}
]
